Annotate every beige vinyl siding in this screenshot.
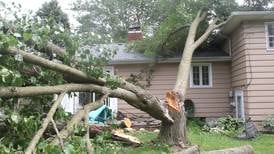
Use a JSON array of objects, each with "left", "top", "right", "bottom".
[
  {"left": 231, "top": 23, "right": 249, "bottom": 89},
  {"left": 229, "top": 23, "right": 250, "bottom": 118},
  {"left": 230, "top": 24, "right": 250, "bottom": 119},
  {"left": 114, "top": 62, "right": 231, "bottom": 118},
  {"left": 242, "top": 20, "right": 274, "bottom": 121}
]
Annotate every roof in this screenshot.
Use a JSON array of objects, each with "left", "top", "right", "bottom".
[
  {"left": 220, "top": 11, "right": 274, "bottom": 35},
  {"left": 79, "top": 43, "right": 230, "bottom": 64}
]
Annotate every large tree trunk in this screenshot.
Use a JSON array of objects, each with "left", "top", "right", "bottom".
[
  {"left": 159, "top": 9, "right": 225, "bottom": 146},
  {"left": 159, "top": 111, "right": 187, "bottom": 146}
]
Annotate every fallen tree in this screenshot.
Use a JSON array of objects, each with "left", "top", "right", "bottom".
[{"left": 0, "top": 7, "right": 254, "bottom": 153}]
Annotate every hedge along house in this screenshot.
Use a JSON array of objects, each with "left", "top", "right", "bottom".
[{"left": 72, "top": 11, "right": 274, "bottom": 129}]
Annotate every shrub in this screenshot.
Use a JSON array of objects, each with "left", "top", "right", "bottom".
[
  {"left": 203, "top": 116, "right": 243, "bottom": 137},
  {"left": 262, "top": 115, "right": 274, "bottom": 132},
  {"left": 217, "top": 116, "right": 242, "bottom": 132}
]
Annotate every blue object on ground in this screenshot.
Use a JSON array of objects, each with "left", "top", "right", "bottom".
[{"left": 88, "top": 105, "right": 112, "bottom": 125}]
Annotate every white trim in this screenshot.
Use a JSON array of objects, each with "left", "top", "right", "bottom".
[
  {"left": 265, "top": 22, "right": 274, "bottom": 51},
  {"left": 234, "top": 90, "right": 245, "bottom": 121},
  {"left": 190, "top": 63, "right": 213, "bottom": 88},
  {"left": 103, "top": 66, "right": 117, "bottom": 116},
  {"left": 109, "top": 57, "right": 232, "bottom": 65},
  {"left": 128, "top": 31, "right": 142, "bottom": 33}
]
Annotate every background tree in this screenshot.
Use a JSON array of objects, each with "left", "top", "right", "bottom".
[
  {"left": 36, "top": 0, "right": 70, "bottom": 29},
  {"left": 73, "top": 0, "right": 239, "bottom": 54},
  {"left": 73, "top": 0, "right": 179, "bottom": 44},
  {"left": 241, "top": 0, "right": 273, "bottom": 11}
]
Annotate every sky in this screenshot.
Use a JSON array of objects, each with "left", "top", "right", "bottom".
[
  {"left": 4, "top": 0, "right": 80, "bottom": 28},
  {"left": 3, "top": 0, "right": 246, "bottom": 29}
]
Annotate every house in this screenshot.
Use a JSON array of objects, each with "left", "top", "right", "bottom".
[{"left": 70, "top": 11, "right": 274, "bottom": 129}]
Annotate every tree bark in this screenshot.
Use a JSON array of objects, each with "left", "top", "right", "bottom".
[{"left": 85, "top": 104, "right": 94, "bottom": 154}]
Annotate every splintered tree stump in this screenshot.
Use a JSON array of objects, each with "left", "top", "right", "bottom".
[{"left": 165, "top": 91, "right": 181, "bottom": 112}]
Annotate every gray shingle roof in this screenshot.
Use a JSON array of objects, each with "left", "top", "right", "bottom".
[{"left": 78, "top": 43, "right": 230, "bottom": 64}]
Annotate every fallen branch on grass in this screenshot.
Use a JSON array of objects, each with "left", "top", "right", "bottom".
[{"left": 111, "top": 129, "right": 141, "bottom": 146}]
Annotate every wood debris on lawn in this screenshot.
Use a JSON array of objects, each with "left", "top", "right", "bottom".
[{"left": 111, "top": 129, "right": 141, "bottom": 146}]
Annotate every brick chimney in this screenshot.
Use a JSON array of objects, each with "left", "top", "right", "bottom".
[{"left": 128, "top": 26, "right": 143, "bottom": 41}]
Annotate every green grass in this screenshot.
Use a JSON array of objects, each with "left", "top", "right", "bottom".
[
  {"left": 120, "top": 120, "right": 274, "bottom": 154},
  {"left": 188, "top": 128, "right": 274, "bottom": 154},
  {"left": 187, "top": 120, "right": 274, "bottom": 154}
]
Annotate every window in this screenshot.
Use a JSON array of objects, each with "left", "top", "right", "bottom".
[
  {"left": 265, "top": 22, "right": 274, "bottom": 50},
  {"left": 234, "top": 90, "right": 245, "bottom": 121},
  {"left": 190, "top": 63, "right": 212, "bottom": 88}
]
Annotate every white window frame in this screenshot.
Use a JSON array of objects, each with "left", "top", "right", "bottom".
[
  {"left": 265, "top": 22, "right": 274, "bottom": 51},
  {"left": 234, "top": 90, "right": 245, "bottom": 121},
  {"left": 190, "top": 63, "right": 213, "bottom": 88},
  {"left": 103, "top": 66, "right": 118, "bottom": 115}
]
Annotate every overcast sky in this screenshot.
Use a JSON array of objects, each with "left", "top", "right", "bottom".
[{"left": 4, "top": 0, "right": 245, "bottom": 28}]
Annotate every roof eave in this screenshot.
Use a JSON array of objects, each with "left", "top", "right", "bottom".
[
  {"left": 220, "top": 11, "right": 274, "bottom": 35},
  {"left": 109, "top": 56, "right": 232, "bottom": 65}
]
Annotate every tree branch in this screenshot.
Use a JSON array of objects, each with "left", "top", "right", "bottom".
[
  {"left": 25, "top": 93, "right": 65, "bottom": 154},
  {"left": 1, "top": 48, "right": 104, "bottom": 85},
  {"left": 186, "top": 8, "right": 208, "bottom": 45},
  {"left": 84, "top": 101, "right": 94, "bottom": 154},
  {"left": 45, "top": 42, "right": 66, "bottom": 58},
  {"left": 2, "top": 47, "right": 174, "bottom": 123},
  {"left": 50, "top": 117, "right": 65, "bottom": 153},
  {"left": 193, "top": 18, "right": 226, "bottom": 49},
  {"left": 0, "top": 83, "right": 139, "bottom": 105},
  {"left": 51, "top": 95, "right": 108, "bottom": 145},
  {"left": 160, "top": 24, "right": 190, "bottom": 51}
]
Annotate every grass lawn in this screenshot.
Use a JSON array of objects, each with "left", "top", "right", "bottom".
[
  {"left": 188, "top": 125, "right": 274, "bottom": 154},
  {"left": 121, "top": 121, "right": 274, "bottom": 154}
]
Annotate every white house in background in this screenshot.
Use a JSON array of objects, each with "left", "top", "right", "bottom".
[{"left": 60, "top": 66, "right": 118, "bottom": 115}]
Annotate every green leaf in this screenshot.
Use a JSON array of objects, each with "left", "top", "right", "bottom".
[
  {"left": 7, "top": 36, "right": 18, "bottom": 47},
  {"left": 23, "top": 32, "right": 32, "bottom": 42},
  {"left": 11, "top": 113, "right": 19, "bottom": 124},
  {"left": 30, "top": 76, "right": 37, "bottom": 84}
]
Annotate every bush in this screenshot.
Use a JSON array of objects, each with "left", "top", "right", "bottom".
[
  {"left": 217, "top": 116, "right": 242, "bottom": 132},
  {"left": 262, "top": 115, "right": 274, "bottom": 132},
  {"left": 203, "top": 116, "right": 243, "bottom": 137}
]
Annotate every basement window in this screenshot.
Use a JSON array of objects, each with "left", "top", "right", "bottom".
[
  {"left": 265, "top": 22, "right": 274, "bottom": 50},
  {"left": 190, "top": 63, "right": 212, "bottom": 88}
]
